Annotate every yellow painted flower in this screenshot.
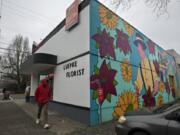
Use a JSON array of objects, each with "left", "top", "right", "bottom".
[
  {"left": 124, "top": 21, "right": 134, "bottom": 36},
  {"left": 99, "top": 5, "right": 118, "bottom": 29},
  {"left": 113, "top": 91, "right": 139, "bottom": 118},
  {"left": 157, "top": 95, "right": 163, "bottom": 106},
  {"left": 159, "top": 81, "right": 165, "bottom": 92},
  {"left": 121, "top": 60, "right": 132, "bottom": 82}
]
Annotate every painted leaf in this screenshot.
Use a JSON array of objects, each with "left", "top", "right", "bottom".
[
  {"left": 107, "top": 62, "right": 111, "bottom": 69},
  {"left": 107, "top": 93, "right": 111, "bottom": 102},
  {"left": 96, "top": 43, "right": 100, "bottom": 49},
  {"left": 92, "top": 90, "right": 98, "bottom": 100},
  {"left": 113, "top": 80, "right": 118, "bottom": 86},
  {"left": 97, "top": 27, "right": 101, "bottom": 34},
  {"left": 94, "top": 65, "right": 99, "bottom": 75}
]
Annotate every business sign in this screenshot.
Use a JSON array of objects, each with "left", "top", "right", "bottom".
[
  {"left": 65, "top": 0, "right": 80, "bottom": 30},
  {"left": 63, "top": 60, "right": 85, "bottom": 78}
]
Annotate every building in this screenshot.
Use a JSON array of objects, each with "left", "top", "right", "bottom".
[
  {"left": 166, "top": 49, "right": 180, "bottom": 92},
  {"left": 21, "top": 0, "right": 179, "bottom": 125},
  {"left": 167, "top": 49, "right": 180, "bottom": 67}
]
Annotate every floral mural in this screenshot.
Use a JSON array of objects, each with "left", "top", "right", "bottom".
[
  {"left": 116, "top": 29, "right": 132, "bottom": 55},
  {"left": 91, "top": 60, "right": 118, "bottom": 104},
  {"left": 147, "top": 40, "right": 155, "bottom": 55},
  {"left": 92, "top": 29, "right": 115, "bottom": 59},
  {"left": 159, "top": 81, "right": 165, "bottom": 92},
  {"left": 99, "top": 5, "right": 118, "bottom": 29},
  {"left": 90, "top": 0, "right": 178, "bottom": 125},
  {"left": 124, "top": 21, "right": 135, "bottom": 36},
  {"left": 157, "top": 95, "right": 164, "bottom": 106},
  {"left": 120, "top": 60, "right": 132, "bottom": 82},
  {"left": 113, "top": 91, "right": 139, "bottom": 118},
  {"left": 142, "top": 87, "right": 156, "bottom": 107}
]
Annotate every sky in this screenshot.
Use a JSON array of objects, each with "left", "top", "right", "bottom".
[{"left": 0, "top": 0, "right": 180, "bottom": 54}]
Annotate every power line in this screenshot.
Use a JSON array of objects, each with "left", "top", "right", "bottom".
[
  {"left": 0, "top": 40, "right": 9, "bottom": 45},
  {"left": 0, "top": 51, "right": 27, "bottom": 55},
  {"left": 0, "top": 42, "right": 30, "bottom": 53},
  {"left": 0, "top": 24, "right": 37, "bottom": 37},
  {"left": 2, "top": 5, "right": 55, "bottom": 26},
  {"left": 0, "top": 51, "right": 11, "bottom": 55},
  {"left": 3, "top": 1, "right": 57, "bottom": 26},
  {"left": 5, "top": 0, "right": 58, "bottom": 22},
  {"left": 0, "top": 47, "right": 30, "bottom": 53}
]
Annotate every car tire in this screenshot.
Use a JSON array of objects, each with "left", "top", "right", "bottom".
[{"left": 132, "top": 131, "right": 148, "bottom": 135}]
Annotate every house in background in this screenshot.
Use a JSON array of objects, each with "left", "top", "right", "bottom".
[{"left": 20, "top": 0, "right": 179, "bottom": 125}]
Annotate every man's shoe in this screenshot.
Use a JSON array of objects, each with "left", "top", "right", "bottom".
[
  {"left": 36, "top": 119, "right": 40, "bottom": 124},
  {"left": 44, "top": 124, "right": 50, "bottom": 129}
]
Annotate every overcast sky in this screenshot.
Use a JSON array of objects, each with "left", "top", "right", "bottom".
[{"left": 0, "top": 0, "right": 180, "bottom": 54}]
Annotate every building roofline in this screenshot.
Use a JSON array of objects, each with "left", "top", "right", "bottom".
[{"left": 33, "top": 0, "right": 175, "bottom": 61}]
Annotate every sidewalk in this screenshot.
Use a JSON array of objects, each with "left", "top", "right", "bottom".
[
  {"left": 0, "top": 101, "right": 55, "bottom": 135},
  {"left": 12, "top": 94, "right": 116, "bottom": 135}
]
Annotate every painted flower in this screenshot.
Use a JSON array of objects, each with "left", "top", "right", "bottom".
[
  {"left": 158, "top": 52, "right": 163, "bottom": 62},
  {"left": 171, "top": 87, "right": 176, "bottom": 98},
  {"left": 157, "top": 95, "right": 164, "bottom": 106},
  {"left": 124, "top": 21, "right": 134, "bottom": 36},
  {"left": 159, "top": 81, "right": 165, "bottom": 92},
  {"left": 142, "top": 87, "right": 155, "bottom": 107},
  {"left": 116, "top": 29, "right": 132, "bottom": 55},
  {"left": 153, "top": 80, "right": 159, "bottom": 96},
  {"left": 165, "top": 80, "right": 170, "bottom": 94},
  {"left": 147, "top": 40, "right": 155, "bottom": 54},
  {"left": 92, "top": 29, "right": 115, "bottom": 59},
  {"left": 99, "top": 5, "right": 118, "bottom": 29},
  {"left": 121, "top": 60, "right": 132, "bottom": 82},
  {"left": 113, "top": 91, "right": 138, "bottom": 118},
  {"left": 91, "top": 60, "right": 117, "bottom": 104},
  {"left": 153, "top": 60, "right": 160, "bottom": 76}
]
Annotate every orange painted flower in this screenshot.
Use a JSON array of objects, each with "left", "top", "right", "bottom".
[
  {"left": 124, "top": 21, "right": 134, "bottom": 36},
  {"left": 159, "top": 81, "right": 165, "bottom": 92},
  {"left": 157, "top": 95, "right": 163, "bottom": 106},
  {"left": 121, "top": 60, "right": 132, "bottom": 82},
  {"left": 99, "top": 5, "right": 118, "bottom": 29},
  {"left": 113, "top": 91, "right": 138, "bottom": 118}
]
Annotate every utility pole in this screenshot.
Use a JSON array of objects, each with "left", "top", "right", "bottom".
[
  {"left": 0, "top": 0, "right": 2, "bottom": 80},
  {"left": 0, "top": 0, "right": 2, "bottom": 18},
  {"left": 0, "top": 0, "right": 3, "bottom": 37}
]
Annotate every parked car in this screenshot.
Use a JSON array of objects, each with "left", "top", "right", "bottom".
[{"left": 115, "top": 99, "right": 180, "bottom": 135}]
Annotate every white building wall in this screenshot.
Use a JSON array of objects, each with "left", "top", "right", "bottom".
[
  {"left": 53, "top": 55, "right": 90, "bottom": 107},
  {"left": 36, "top": 6, "right": 90, "bottom": 63},
  {"left": 34, "top": 5, "right": 90, "bottom": 107},
  {"left": 30, "top": 73, "right": 39, "bottom": 96}
]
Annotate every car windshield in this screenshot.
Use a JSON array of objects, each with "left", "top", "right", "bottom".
[{"left": 153, "top": 98, "right": 180, "bottom": 113}]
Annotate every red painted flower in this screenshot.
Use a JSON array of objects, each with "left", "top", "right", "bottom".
[
  {"left": 116, "top": 29, "right": 132, "bottom": 55},
  {"left": 147, "top": 40, "right": 155, "bottom": 54},
  {"left": 142, "top": 87, "right": 155, "bottom": 107},
  {"left": 171, "top": 87, "right": 176, "bottom": 98},
  {"left": 165, "top": 80, "right": 170, "bottom": 94},
  {"left": 92, "top": 29, "right": 115, "bottom": 59},
  {"left": 91, "top": 60, "right": 117, "bottom": 103},
  {"left": 153, "top": 60, "right": 160, "bottom": 75}
]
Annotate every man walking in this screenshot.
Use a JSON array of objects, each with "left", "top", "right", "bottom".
[{"left": 35, "top": 79, "right": 51, "bottom": 129}]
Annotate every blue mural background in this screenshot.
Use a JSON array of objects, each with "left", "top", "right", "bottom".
[{"left": 90, "top": 0, "right": 179, "bottom": 125}]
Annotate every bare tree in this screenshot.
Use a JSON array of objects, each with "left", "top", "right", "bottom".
[
  {"left": 110, "top": 0, "right": 171, "bottom": 17},
  {"left": 1, "top": 34, "right": 31, "bottom": 91}
]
